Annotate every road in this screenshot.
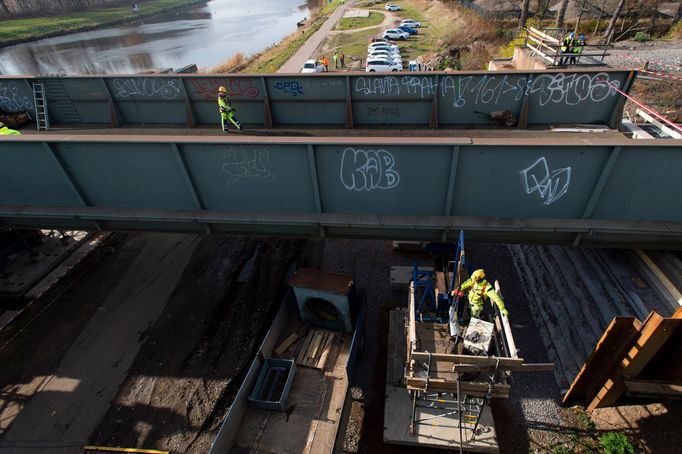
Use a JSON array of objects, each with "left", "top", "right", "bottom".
[{"left": 278, "top": 0, "right": 357, "bottom": 73}]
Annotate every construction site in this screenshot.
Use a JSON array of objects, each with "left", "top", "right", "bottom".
[{"left": 1, "top": 1, "right": 682, "bottom": 453}]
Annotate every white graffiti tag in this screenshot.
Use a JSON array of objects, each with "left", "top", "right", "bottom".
[
  {"left": 528, "top": 72, "right": 618, "bottom": 106},
  {"left": 520, "top": 157, "right": 571, "bottom": 205},
  {"left": 220, "top": 147, "right": 275, "bottom": 188},
  {"left": 112, "top": 78, "right": 182, "bottom": 99},
  {"left": 340, "top": 148, "right": 399, "bottom": 192},
  {"left": 0, "top": 82, "right": 33, "bottom": 112}
]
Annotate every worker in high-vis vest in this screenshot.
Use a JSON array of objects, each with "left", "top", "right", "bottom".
[
  {"left": 451, "top": 269, "right": 508, "bottom": 318},
  {"left": 559, "top": 32, "right": 575, "bottom": 66},
  {"left": 218, "top": 86, "right": 242, "bottom": 132},
  {"left": 0, "top": 122, "right": 21, "bottom": 135}
]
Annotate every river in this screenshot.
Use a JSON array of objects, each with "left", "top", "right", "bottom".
[{"left": 0, "top": 0, "right": 319, "bottom": 75}]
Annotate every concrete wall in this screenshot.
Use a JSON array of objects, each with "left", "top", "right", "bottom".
[{"left": 511, "top": 47, "right": 549, "bottom": 71}]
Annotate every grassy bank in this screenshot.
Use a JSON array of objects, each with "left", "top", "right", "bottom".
[
  {"left": 210, "top": 0, "right": 343, "bottom": 74},
  {"left": 0, "top": 0, "right": 204, "bottom": 48},
  {"left": 336, "top": 11, "right": 384, "bottom": 30}
]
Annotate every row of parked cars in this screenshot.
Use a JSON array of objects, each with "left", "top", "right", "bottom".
[{"left": 365, "top": 19, "right": 421, "bottom": 72}]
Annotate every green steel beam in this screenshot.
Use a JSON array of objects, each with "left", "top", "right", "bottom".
[
  {"left": 0, "top": 134, "right": 680, "bottom": 247},
  {"left": 0, "top": 69, "right": 636, "bottom": 129}
]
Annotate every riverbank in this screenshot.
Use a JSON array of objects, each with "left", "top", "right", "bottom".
[
  {"left": 208, "top": 0, "right": 343, "bottom": 74},
  {"left": 0, "top": 0, "right": 206, "bottom": 49}
]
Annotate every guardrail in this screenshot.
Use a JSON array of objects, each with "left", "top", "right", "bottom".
[{"left": 524, "top": 27, "right": 610, "bottom": 68}]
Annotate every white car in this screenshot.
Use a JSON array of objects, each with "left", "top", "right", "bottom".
[
  {"left": 368, "top": 44, "right": 400, "bottom": 55},
  {"left": 383, "top": 28, "right": 410, "bottom": 40},
  {"left": 368, "top": 53, "right": 401, "bottom": 65},
  {"left": 366, "top": 59, "right": 402, "bottom": 72},
  {"left": 300, "top": 59, "right": 324, "bottom": 73},
  {"left": 385, "top": 3, "right": 401, "bottom": 11},
  {"left": 400, "top": 19, "right": 421, "bottom": 28},
  {"left": 368, "top": 49, "right": 401, "bottom": 60},
  {"left": 368, "top": 42, "right": 399, "bottom": 51}
]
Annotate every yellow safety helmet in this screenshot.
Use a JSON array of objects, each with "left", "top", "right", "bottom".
[
  {"left": 218, "top": 86, "right": 227, "bottom": 93},
  {"left": 471, "top": 269, "right": 485, "bottom": 281}
]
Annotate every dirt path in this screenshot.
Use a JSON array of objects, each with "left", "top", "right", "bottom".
[
  {"left": 327, "top": 9, "right": 399, "bottom": 35},
  {"left": 0, "top": 233, "right": 199, "bottom": 453},
  {"left": 90, "top": 235, "right": 322, "bottom": 453},
  {"left": 278, "top": 0, "right": 357, "bottom": 73}
]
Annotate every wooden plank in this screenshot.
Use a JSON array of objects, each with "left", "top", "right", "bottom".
[
  {"left": 317, "top": 332, "right": 336, "bottom": 369},
  {"left": 410, "top": 352, "right": 524, "bottom": 369},
  {"left": 452, "top": 363, "right": 554, "bottom": 373},
  {"left": 563, "top": 316, "right": 642, "bottom": 405},
  {"left": 405, "top": 377, "right": 510, "bottom": 398},
  {"left": 296, "top": 330, "right": 315, "bottom": 365},
  {"left": 588, "top": 314, "right": 682, "bottom": 410},
  {"left": 529, "top": 26, "right": 560, "bottom": 43},
  {"left": 274, "top": 333, "right": 299, "bottom": 357},
  {"left": 624, "top": 379, "right": 682, "bottom": 398},
  {"left": 636, "top": 249, "right": 682, "bottom": 306}
]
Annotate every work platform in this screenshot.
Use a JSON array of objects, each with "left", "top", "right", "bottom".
[{"left": 385, "top": 309, "right": 499, "bottom": 452}]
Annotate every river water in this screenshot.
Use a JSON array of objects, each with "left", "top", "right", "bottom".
[{"left": 0, "top": 0, "right": 319, "bottom": 75}]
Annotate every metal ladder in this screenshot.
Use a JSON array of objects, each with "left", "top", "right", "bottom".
[{"left": 32, "top": 82, "right": 49, "bottom": 131}]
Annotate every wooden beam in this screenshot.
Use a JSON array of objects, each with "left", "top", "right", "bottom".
[
  {"left": 406, "top": 377, "right": 510, "bottom": 398},
  {"left": 636, "top": 249, "right": 682, "bottom": 306},
  {"left": 452, "top": 363, "right": 554, "bottom": 373},
  {"left": 588, "top": 313, "right": 682, "bottom": 410},
  {"left": 563, "top": 317, "right": 641, "bottom": 405},
  {"left": 624, "top": 379, "right": 682, "bottom": 398},
  {"left": 410, "top": 352, "right": 524, "bottom": 369}
]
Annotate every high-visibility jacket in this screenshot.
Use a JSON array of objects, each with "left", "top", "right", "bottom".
[
  {"left": 560, "top": 36, "right": 575, "bottom": 53},
  {"left": 218, "top": 96, "right": 233, "bottom": 116},
  {"left": 459, "top": 277, "right": 506, "bottom": 317},
  {"left": 0, "top": 126, "right": 21, "bottom": 135}
]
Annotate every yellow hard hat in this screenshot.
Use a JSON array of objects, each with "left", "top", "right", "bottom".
[
  {"left": 471, "top": 269, "right": 485, "bottom": 281},
  {"left": 218, "top": 86, "right": 227, "bottom": 93}
]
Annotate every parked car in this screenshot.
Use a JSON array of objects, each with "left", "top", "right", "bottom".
[
  {"left": 300, "top": 59, "right": 324, "bottom": 73},
  {"left": 368, "top": 42, "right": 400, "bottom": 52},
  {"left": 383, "top": 28, "right": 410, "bottom": 40},
  {"left": 366, "top": 59, "right": 402, "bottom": 72},
  {"left": 398, "top": 25, "right": 418, "bottom": 35},
  {"left": 385, "top": 3, "right": 401, "bottom": 11},
  {"left": 369, "top": 37, "right": 389, "bottom": 44},
  {"left": 368, "top": 51, "right": 401, "bottom": 63},
  {"left": 400, "top": 19, "right": 421, "bottom": 28}
]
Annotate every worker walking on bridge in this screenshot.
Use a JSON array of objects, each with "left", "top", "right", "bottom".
[
  {"left": 451, "top": 269, "right": 508, "bottom": 319},
  {"left": 0, "top": 122, "right": 21, "bottom": 135},
  {"left": 218, "top": 86, "right": 242, "bottom": 132}
]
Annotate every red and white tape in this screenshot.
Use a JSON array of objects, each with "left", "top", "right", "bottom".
[
  {"left": 637, "top": 69, "right": 682, "bottom": 83},
  {"left": 605, "top": 81, "right": 682, "bottom": 134}
]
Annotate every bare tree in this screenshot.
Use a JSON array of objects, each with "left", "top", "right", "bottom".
[
  {"left": 674, "top": 0, "right": 682, "bottom": 25},
  {"left": 555, "top": 0, "right": 570, "bottom": 28},
  {"left": 520, "top": 0, "right": 531, "bottom": 28},
  {"left": 604, "top": 0, "right": 626, "bottom": 37}
]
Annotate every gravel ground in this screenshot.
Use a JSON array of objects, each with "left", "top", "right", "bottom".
[{"left": 605, "top": 38, "right": 682, "bottom": 71}]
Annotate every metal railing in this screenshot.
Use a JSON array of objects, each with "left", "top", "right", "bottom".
[{"left": 524, "top": 27, "right": 610, "bottom": 67}]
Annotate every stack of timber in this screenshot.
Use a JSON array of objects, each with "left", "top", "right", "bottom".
[
  {"left": 295, "top": 328, "right": 338, "bottom": 370},
  {"left": 563, "top": 307, "right": 682, "bottom": 410},
  {"left": 508, "top": 244, "right": 673, "bottom": 390}
]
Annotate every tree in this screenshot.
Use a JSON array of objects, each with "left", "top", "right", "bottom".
[
  {"left": 520, "top": 0, "right": 531, "bottom": 29},
  {"left": 604, "top": 0, "right": 626, "bottom": 38},
  {"left": 674, "top": 0, "right": 682, "bottom": 25},
  {"left": 555, "top": 0, "right": 570, "bottom": 28}
]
